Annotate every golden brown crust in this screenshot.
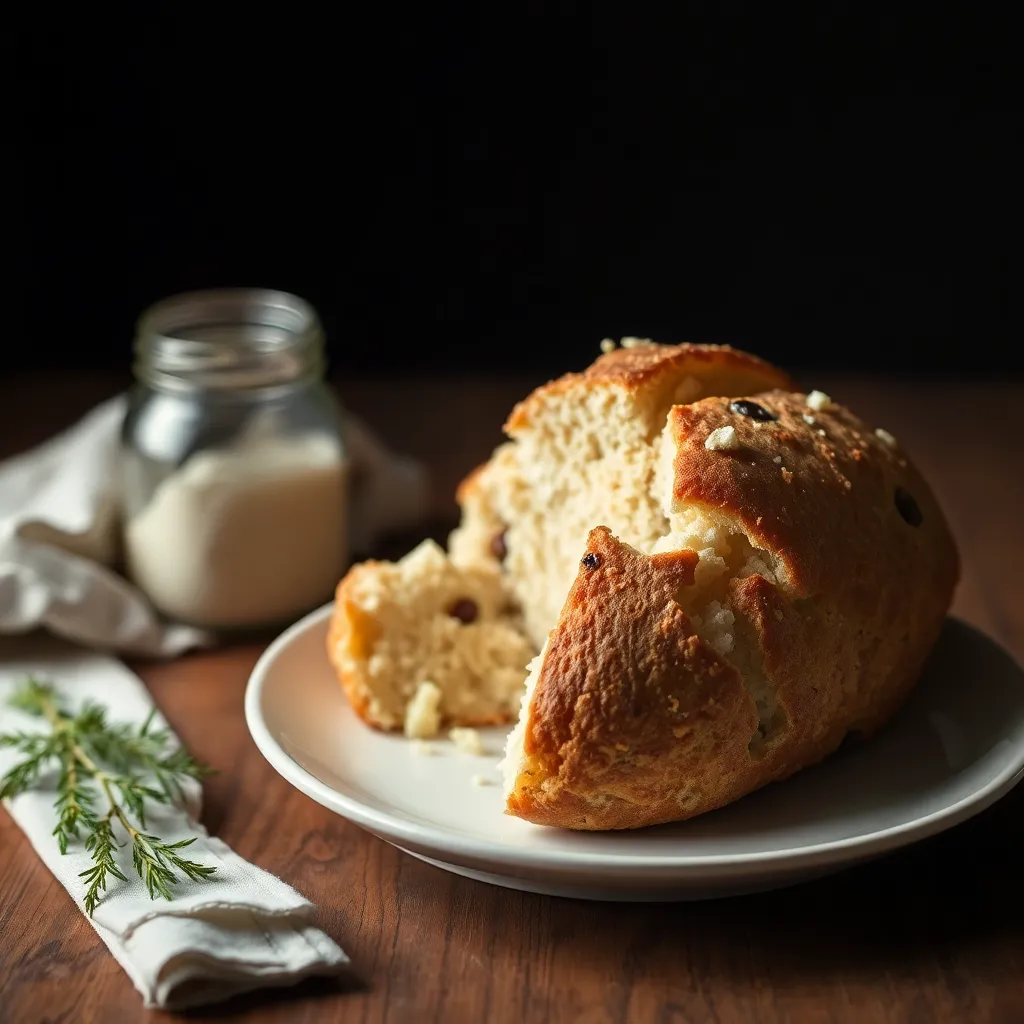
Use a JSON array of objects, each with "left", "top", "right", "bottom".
[
  {"left": 668, "top": 389, "right": 958, "bottom": 768},
  {"left": 327, "top": 565, "right": 380, "bottom": 726},
  {"left": 506, "top": 392, "right": 959, "bottom": 830},
  {"left": 505, "top": 343, "right": 796, "bottom": 434},
  {"left": 665, "top": 390, "right": 959, "bottom": 601},
  {"left": 506, "top": 528, "right": 760, "bottom": 830}
]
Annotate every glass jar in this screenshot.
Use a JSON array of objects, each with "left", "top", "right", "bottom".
[{"left": 121, "top": 288, "right": 349, "bottom": 630}]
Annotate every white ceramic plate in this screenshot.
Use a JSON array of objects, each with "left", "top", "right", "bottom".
[{"left": 245, "top": 604, "right": 1024, "bottom": 901}]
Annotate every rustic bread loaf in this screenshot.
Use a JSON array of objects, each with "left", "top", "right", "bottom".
[
  {"left": 327, "top": 341, "right": 958, "bottom": 827},
  {"left": 501, "top": 389, "right": 959, "bottom": 828}
]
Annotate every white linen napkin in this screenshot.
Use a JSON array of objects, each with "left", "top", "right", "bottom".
[
  {"left": 0, "top": 640, "right": 349, "bottom": 1010},
  {"left": 0, "top": 394, "right": 428, "bottom": 657}
]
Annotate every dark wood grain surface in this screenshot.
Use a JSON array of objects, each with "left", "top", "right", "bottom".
[{"left": 1, "top": 371, "right": 1022, "bottom": 1024}]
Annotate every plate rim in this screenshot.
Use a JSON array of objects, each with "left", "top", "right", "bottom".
[{"left": 244, "top": 602, "right": 1024, "bottom": 876}]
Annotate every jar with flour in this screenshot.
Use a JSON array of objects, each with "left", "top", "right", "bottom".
[{"left": 121, "top": 289, "right": 348, "bottom": 629}]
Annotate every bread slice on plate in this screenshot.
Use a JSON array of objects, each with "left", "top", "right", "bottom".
[
  {"left": 327, "top": 539, "right": 533, "bottom": 737},
  {"left": 326, "top": 341, "right": 959, "bottom": 829}
]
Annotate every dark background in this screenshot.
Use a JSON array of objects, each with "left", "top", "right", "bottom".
[{"left": 12, "top": 6, "right": 1021, "bottom": 379}]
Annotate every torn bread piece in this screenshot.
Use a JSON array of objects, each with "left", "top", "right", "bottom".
[{"left": 326, "top": 539, "right": 533, "bottom": 735}]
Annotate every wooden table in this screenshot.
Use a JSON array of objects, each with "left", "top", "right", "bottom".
[{"left": 1, "top": 371, "right": 1022, "bottom": 1024}]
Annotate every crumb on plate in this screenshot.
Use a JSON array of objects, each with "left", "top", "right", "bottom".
[{"left": 449, "top": 726, "right": 486, "bottom": 756}]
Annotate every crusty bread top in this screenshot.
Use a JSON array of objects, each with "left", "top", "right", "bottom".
[
  {"left": 666, "top": 389, "right": 960, "bottom": 601},
  {"left": 505, "top": 343, "right": 796, "bottom": 433}
]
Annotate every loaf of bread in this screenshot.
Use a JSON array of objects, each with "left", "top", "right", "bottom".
[{"left": 327, "top": 341, "right": 959, "bottom": 829}]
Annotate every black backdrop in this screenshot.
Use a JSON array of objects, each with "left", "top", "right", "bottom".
[{"left": 12, "top": 6, "right": 1022, "bottom": 377}]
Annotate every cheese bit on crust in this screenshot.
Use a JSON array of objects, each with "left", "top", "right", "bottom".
[
  {"left": 600, "top": 338, "right": 617, "bottom": 354},
  {"left": 875, "top": 428, "right": 898, "bottom": 447},
  {"left": 705, "top": 425, "right": 741, "bottom": 451},
  {"left": 806, "top": 390, "right": 833, "bottom": 411}
]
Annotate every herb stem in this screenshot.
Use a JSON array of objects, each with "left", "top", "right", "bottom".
[
  {"left": 97, "top": 773, "right": 137, "bottom": 839},
  {"left": 39, "top": 690, "right": 61, "bottom": 727},
  {"left": 62, "top": 739, "right": 82, "bottom": 821},
  {"left": 71, "top": 741, "right": 101, "bottom": 777}
]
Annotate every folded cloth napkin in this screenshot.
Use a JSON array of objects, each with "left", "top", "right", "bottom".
[
  {"left": 0, "top": 394, "right": 428, "bottom": 657},
  {"left": 0, "top": 639, "right": 349, "bottom": 1010}
]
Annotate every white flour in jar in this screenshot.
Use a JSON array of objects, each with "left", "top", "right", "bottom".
[{"left": 124, "top": 432, "right": 348, "bottom": 628}]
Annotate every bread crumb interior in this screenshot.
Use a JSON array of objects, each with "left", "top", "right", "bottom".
[{"left": 333, "top": 540, "right": 534, "bottom": 735}]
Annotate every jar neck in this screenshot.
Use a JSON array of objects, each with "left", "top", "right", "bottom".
[{"left": 134, "top": 289, "right": 325, "bottom": 395}]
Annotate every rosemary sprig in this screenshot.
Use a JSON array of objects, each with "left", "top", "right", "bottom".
[{"left": 0, "top": 677, "right": 216, "bottom": 916}]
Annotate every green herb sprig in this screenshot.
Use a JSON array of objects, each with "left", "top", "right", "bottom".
[{"left": 0, "top": 678, "right": 216, "bottom": 915}]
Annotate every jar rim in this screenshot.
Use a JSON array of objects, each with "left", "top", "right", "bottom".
[{"left": 134, "top": 288, "right": 325, "bottom": 394}]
